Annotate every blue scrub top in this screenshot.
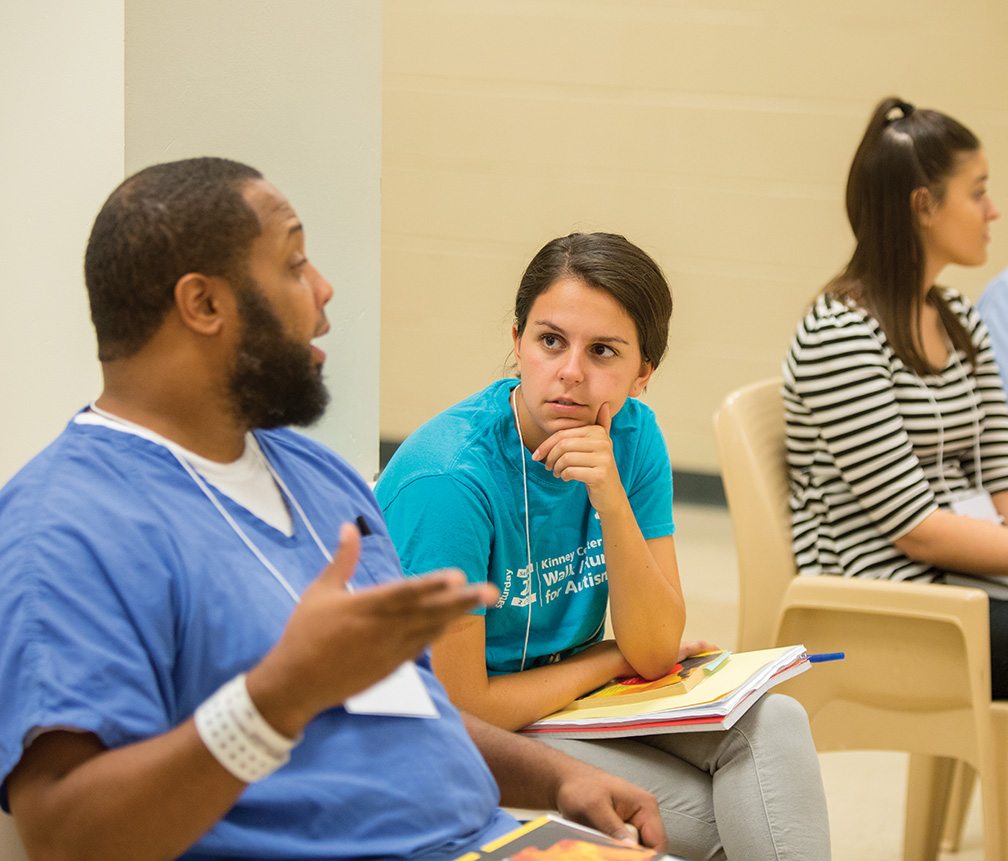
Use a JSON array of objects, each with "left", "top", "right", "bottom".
[{"left": 0, "top": 416, "right": 516, "bottom": 860}]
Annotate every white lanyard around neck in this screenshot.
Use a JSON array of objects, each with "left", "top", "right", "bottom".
[
  {"left": 912, "top": 342, "right": 985, "bottom": 498},
  {"left": 510, "top": 385, "right": 536, "bottom": 672},
  {"left": 88, "top": 403, "right": 332, "bottom": 604},
  {"left": 87, "top": 404, "right": 440, "bottom": 719},
  {"left": 509, "top": 385, "right": 589, "bottom": 671}
]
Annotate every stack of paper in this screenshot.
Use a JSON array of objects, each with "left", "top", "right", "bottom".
[
  {"left": 454, "top": 814, "right": 687, "bottom": 860},
  {"left": 566, "top": 650, "right": 730, "bottom": 707},
  {"left": 520, "top": 645, "right": 808, "bottom": 739}
]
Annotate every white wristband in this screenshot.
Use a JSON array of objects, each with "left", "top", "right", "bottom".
[{"left": 194, "top": 674, "right": 299, "bottom": 784}]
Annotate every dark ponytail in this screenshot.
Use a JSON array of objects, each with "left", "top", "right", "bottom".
[{"left": 827, "top": 96, "right": 979, "bottom": 374}]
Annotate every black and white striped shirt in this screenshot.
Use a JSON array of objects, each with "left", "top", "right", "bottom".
[{"left": 783, "top": 289, "right": 1008, "bottom": 582}]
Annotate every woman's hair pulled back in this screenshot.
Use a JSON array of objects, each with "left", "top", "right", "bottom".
[
  {"left": 514, "top": 232, "right": 673, "bottom": 369},
  {"left": 830, "top": 96, "right": 980, "bottom": 373}
]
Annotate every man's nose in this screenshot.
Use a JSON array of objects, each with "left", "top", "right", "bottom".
[{"left": 305, "top": 262, "right": 333, "bottom": 307}]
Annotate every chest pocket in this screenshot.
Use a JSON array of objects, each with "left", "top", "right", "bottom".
[{"left": 353, "top": 533, "right": 404, "bottom": 588}]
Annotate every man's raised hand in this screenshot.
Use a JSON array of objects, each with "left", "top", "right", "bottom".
[{"left": 247, "top": 522, "right": 497, "bottom": 737}]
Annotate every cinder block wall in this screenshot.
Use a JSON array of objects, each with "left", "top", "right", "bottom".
[{"left": 381, "top": 0, "right": 1008, "bottom": 474}]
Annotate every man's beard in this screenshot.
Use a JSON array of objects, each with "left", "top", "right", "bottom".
[{"left": 228, "top": 278, "right": 330, "bottom": 429}]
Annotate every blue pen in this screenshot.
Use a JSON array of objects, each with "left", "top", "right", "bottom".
[{"left": 808, "top": 652, "right": 845, "bottom": 663}]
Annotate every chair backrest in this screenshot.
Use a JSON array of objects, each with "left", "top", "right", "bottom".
[{"left": 713, "top": 378, "right": 795, "bottom": 650}]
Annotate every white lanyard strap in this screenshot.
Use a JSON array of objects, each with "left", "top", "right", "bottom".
[
  {"left": 949, "top": 346, "right": 985, "bottom": 491},
  {"left": 171, "top": 453, "right": 303, "bottom": 604},
  {"left": 511, "top": 385, "right": 535, "bottom": 672},
  {"left": 914, "top": 341, "right": 984, "bottom": 498},
  {"left": 172, "top": 438, "right": 343, "bottom": 603},
  {"left": 510, "top": 387, "right": 534, "bottom": 580},
  {"left": 258, "top": 448, "right": 333, "bottom": 564},
  {"left": 86, "top": 403, "right": 336, "bottom": 604}
]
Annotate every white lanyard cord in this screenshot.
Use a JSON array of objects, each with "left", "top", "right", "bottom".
[
  {"left": 950, "top": 346, "right": 985, "bottom": 492},
  {"left": 915, "top": 341, "right": 984, "bottom": 498},
  {"left": 510, "top": 387, "right": 534, "bottom": 579},
  {"left": 258, "top": 447, "right": 333, "bottom": 564},
  {"left": 509, "top": 386, "right": 597, "bottom": 671},
  {"left": 170, "top": 453, "right": 302, "bottom": 604},
  {"left": 169, "top": 444, "right": 350, "bottom": 602},
  {"left": 918, "top": 382, "right": 954, "bottom": 499},
  {"left": 511, "top": 385, "right": 535, "bottom": 672},
  {"left": 86, "top": 403, "right": 335, "bottom": 604}
]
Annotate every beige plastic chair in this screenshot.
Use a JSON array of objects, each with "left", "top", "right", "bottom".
[
  {"left": 714, "top": 377, "right": 1008, "bottom": 861},
  {"left": 0, "top": 816, "right": 28, "bottom": 861},
  {"left": 942, "top": 762, "right": 979, "bottom": 852}
]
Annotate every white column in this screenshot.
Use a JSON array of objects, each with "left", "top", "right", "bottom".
[
  {"left": 125, "top": 0, "right": 383, "bottom": 478},
  {"left": 0, "top": 2, "right": 125, "bottom": 485}
]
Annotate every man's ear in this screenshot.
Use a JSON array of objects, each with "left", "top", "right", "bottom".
[
  {"left": 629, "top": 361, "right": 654, "bottom": 397},
  {"left": 174, "top": 273, "right": 229, "bottom": 337}
]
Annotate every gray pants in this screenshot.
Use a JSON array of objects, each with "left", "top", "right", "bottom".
[{"left": 538, "top": 693, "right": 830, "bottom": 861}]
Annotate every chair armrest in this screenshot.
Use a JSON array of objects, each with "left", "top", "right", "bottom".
[
  {"left": 777, "top": 576, "right": 990, "bottom": 628},
  {"left": 772, "top": 575, "right": 995, "bottom": 759},
  {"left": 774, "top": 576, "right": 992, "bottom": 696}
]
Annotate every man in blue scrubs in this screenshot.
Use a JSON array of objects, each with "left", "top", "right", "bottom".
[
  {"left": 0, "top": 158, "right": 665, "bottom": 860},
  {"left": 978, "top": 268, "right": 1008, "bottom": 383}
]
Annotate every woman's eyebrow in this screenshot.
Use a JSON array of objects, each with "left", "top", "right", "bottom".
[{"left": 531, "top": 319, "right": 629, "bottom": 345}]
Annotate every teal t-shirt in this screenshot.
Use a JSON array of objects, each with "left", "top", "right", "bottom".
[{"left": 375, "top": 379, "right": 675, "bottom": 675}]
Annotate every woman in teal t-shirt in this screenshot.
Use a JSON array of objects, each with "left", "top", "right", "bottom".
[{"left": 377, "top": 233, "right": 830, "bottom": 860}]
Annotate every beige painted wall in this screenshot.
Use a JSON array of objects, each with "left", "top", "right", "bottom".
[
  {"left": 125, "top": 0, "right": 382, "bottom": 477},
  {"left": 381, "top": 0, "right": 1008, "bottom": 472},
  {"left": 0, "top": 2, "right": 124, "bottom": 487}
]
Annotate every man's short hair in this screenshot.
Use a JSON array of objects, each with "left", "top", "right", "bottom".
[{"left": 84, "top": 157, "right": 263, "bottom": 360}]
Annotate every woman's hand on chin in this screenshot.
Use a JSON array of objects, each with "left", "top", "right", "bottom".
[{"left": 531, "top": 402, "right": 627, "bottom": 514}]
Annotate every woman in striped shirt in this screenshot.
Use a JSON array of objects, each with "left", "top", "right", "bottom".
[{"left": 783, "top": 96, "right": 1008, "bottom": 697}]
